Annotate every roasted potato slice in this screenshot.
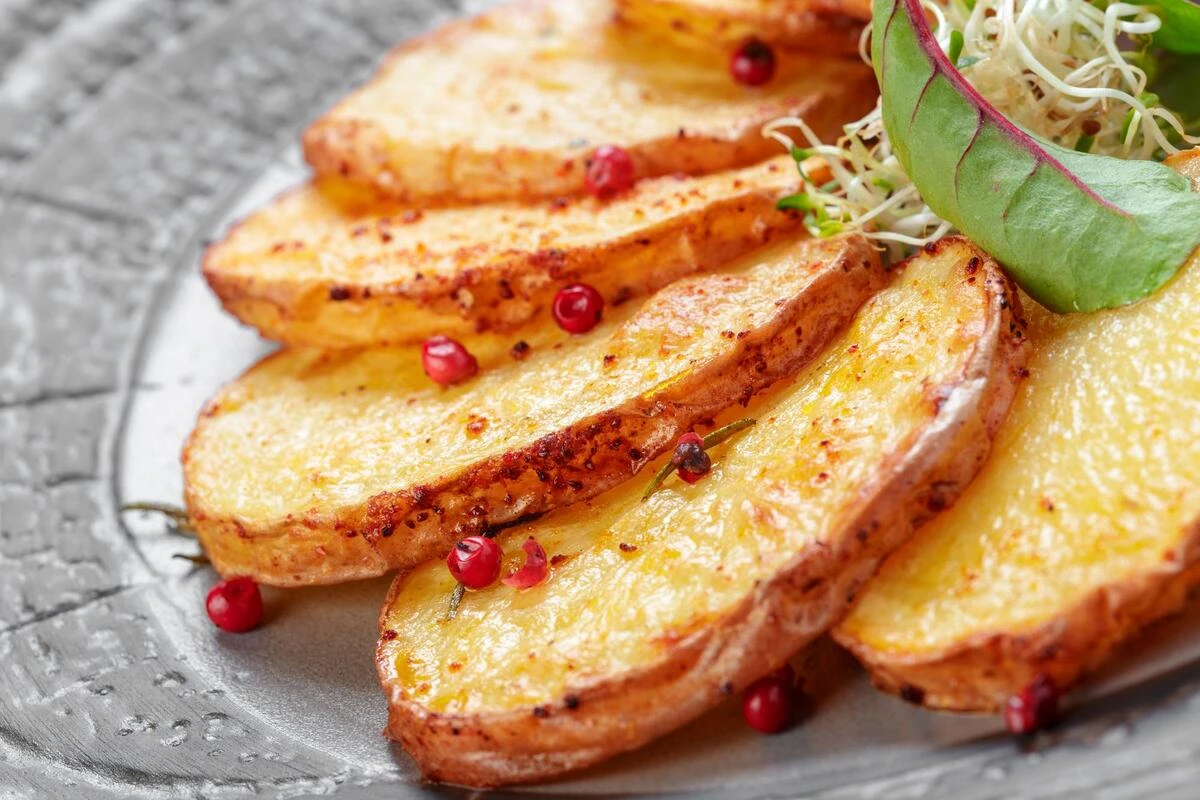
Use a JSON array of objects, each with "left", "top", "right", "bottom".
[
  {"left": 302, "top": 0, "right": 878, "bottom": 203},
  {"left": 184, "top": 234, "right": 885, "bottom": 587},
  {"left": 377, "top": 238, "right": 1027, "bottom": 787},
  {"left": 613, "top": 0, "right": 870, "bottom": 58},
  {"left": 204, "top": 158, "right": 804, "bottom": 348},
  {"left": 833, "top": 156, "right": 1200, "bottom": 712}
]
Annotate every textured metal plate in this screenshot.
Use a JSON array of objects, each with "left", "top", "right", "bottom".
[{"left": 4, "top": 2, "right": 1200, "bottom": 798}]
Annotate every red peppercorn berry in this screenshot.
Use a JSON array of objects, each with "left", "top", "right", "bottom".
[
  {"left": 552, "top": 283, "right": 605, "bottom": 334},
  {"left": 585, "top": 145, "right": 636, "bottom": 199},
  {"left": 742, "top": 664, "right": 797, "bottom": 734},
  {"left": 672, "top": 432, "right": 712, "bottom": 484},
  {"left": 501, "top": 537, "right": 549, "bottom": 590},
  {"left": 1004, "top": 673, "right": 1059, "bottom": 735},
  {"left": 421, "top": 335, "right": 479, "bottom": 387},
  {"left": 730, "top": 38, "right": 777, "bottom": 87},
  {"left": 205, "top": 577, "right": 263, "bottom": 633},
  {"left": 447, "top": 536, "right": 503, "bottom": 590}
]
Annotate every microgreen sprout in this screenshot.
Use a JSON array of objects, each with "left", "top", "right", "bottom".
[{"left": 768, "top": 0, "right": 1199, "bottom": 255}]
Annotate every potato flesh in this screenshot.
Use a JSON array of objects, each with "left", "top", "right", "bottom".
[
  {"left": 210, "top": 160, "right": 795, "bottom": 289},
  {"left": 187, "top": 236, "right": 865, "bottom": 527},
  {"left": 381, "top": 244, "right": 990, "bottom": 714},
  {"left": 204, "top": 158, "right": 802, "bottom": 346},
  {"left": 303, "top": 0, "right": 876, "bottom": 201},
  {"left": 614, "top": 0, "right": 871, "bottom": 54},
  {"left": 839, "top": 250, "right": 1200, "bottom": 659}
]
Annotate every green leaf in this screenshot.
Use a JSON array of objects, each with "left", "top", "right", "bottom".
[
  {"left": 776, "top": 192, "right": 815, "bottom": 212},
  {"left": 873, "top": 0, "right": 1200, "bottom": 312},
  {"left": 1124, "top": 0, "right": 1200, "bottom": 53},
  {"left": 817, "top": 220, "right": 846, "bottom": 238},
  {"left": 1151, "top": 52, "right": 1200, "bottom": 135},
  {"left": 947, "top": 30, "right": 964, "bottom": 66}
]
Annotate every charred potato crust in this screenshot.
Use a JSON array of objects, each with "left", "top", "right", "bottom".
[
  {"left": 838, "top": 551, "right": 1200, "bottom": 712},
  {"left": 377, "top": 239, "right": 1029, "bottom": 787},
  {"left": 833, "top": 155, "right": 1200, "bottom": 712},
  {"left": 203, "top": 159, "right": 804, "bottom": 348},
  {"left": 613, "top": 0, "right": 871, "bottom": 58},
  {"left": 302, "top": 0, "right": 877, "bottom": 202},
  {"left": 185, "top": 235, "right": 885, "bottom": 586}
]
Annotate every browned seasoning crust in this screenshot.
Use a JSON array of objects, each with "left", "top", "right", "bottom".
[
  {"left": 836, "top": 551, "right": 1200, "bottom": 713},
  {"left": 612, "top": 0, "right": 872, "bottom": 58},
  {"left": 377, "top": 239, "right": 1031, "bottom": 787},
  {"left": 301, "top": 0, "right": 878, "bottom": 203},
  {"left": 828, "top": 151, "right": 1200, "bottom": 714},
  {"left": 201, "top": 160, "right": 807, "bottom": 348},
  {"left": 185, "top": 235, "right": 887, "bottom": 587}
]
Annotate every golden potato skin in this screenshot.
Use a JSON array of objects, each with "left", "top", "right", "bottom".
[
  {"left": 184, "top": 234, "right": 885, "bottom": 587},
  {"left": 613, "top": 0, "right": 870, "bottom": 58},
  {"left": 302, "top": 0, "right": 878, "bottom": 203},
  {"left": 377, "top": 239, "right": 1028, "bottom": 787},
  {"left": 203, "top": 159, "right": 804, "bottom": 348},
  {"left": 834, "top": 155, "right": 1200, "bottom": 713}
]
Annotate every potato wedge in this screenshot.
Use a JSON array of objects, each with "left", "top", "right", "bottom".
[
  {"left": 833, "top": 156, "right": 1200, "bottom": 712},
  {"left": 613, "top": 0, "right": 870, "bottom": 58},
  {"left": 377, "top": 238, "right": 1027, "bottom": 787},
  {"left": 184, "top": 234, "right": 885, "bottom": 587},
  {"left": 302, "top": 0, "right": 878, "bottom": 203},
  {"left": 203, "top": 158, "right": 804, "bottom": 348}
]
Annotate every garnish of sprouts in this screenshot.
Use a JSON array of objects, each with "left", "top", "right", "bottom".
[{"left": 766, "top": 0, "right": 1200, "bottom": 257}]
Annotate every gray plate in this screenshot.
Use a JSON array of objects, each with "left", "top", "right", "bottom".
[{"left": 5, "top": 1, "right": 1200, "bottom": 798}]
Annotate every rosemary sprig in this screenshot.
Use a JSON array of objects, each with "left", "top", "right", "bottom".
[
  {"left": 442, "top": 514, "right": 548, "bottom": 620},
  {"left": 121, "top": 501, "right": 197, "bottom": 537},
  {"left": 446, "top": 583, "right": 466, "bottom": 621},
  {"left": 124, "top": 502, "right": 211, "bottom": 571},
  {"left": 641, "top": 418, "right": 756, "bottom": 501}
]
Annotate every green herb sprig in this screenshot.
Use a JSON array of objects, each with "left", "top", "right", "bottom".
[{"left": 642, "top": 418, "right": 756, "bottom": 501}]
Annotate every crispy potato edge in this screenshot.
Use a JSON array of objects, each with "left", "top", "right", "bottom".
[
  {"left": 185, "top": 235, "right": 886, "bottom": 587},
  {"left": 834, "top": 525, "right": 1200, "bottom": 713},
  {"left": 377, "top": 238, "right": 1031, "bottom": 787},
  {"left": 200, "top": 167, "right": 805, "bottom": 348},
  {"left": 831, "top": 150, "right": 1200, "bottom": 714},
  {"left": 611, "top": 0, "right": 870, "bottom": 58},
  {"left": 300, "top": 0, "right": 877, "bottom": 202}
]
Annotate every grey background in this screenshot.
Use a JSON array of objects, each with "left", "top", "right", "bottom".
[{"left": 4, "top": 1, "right": 1200, "bottom": 798}]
